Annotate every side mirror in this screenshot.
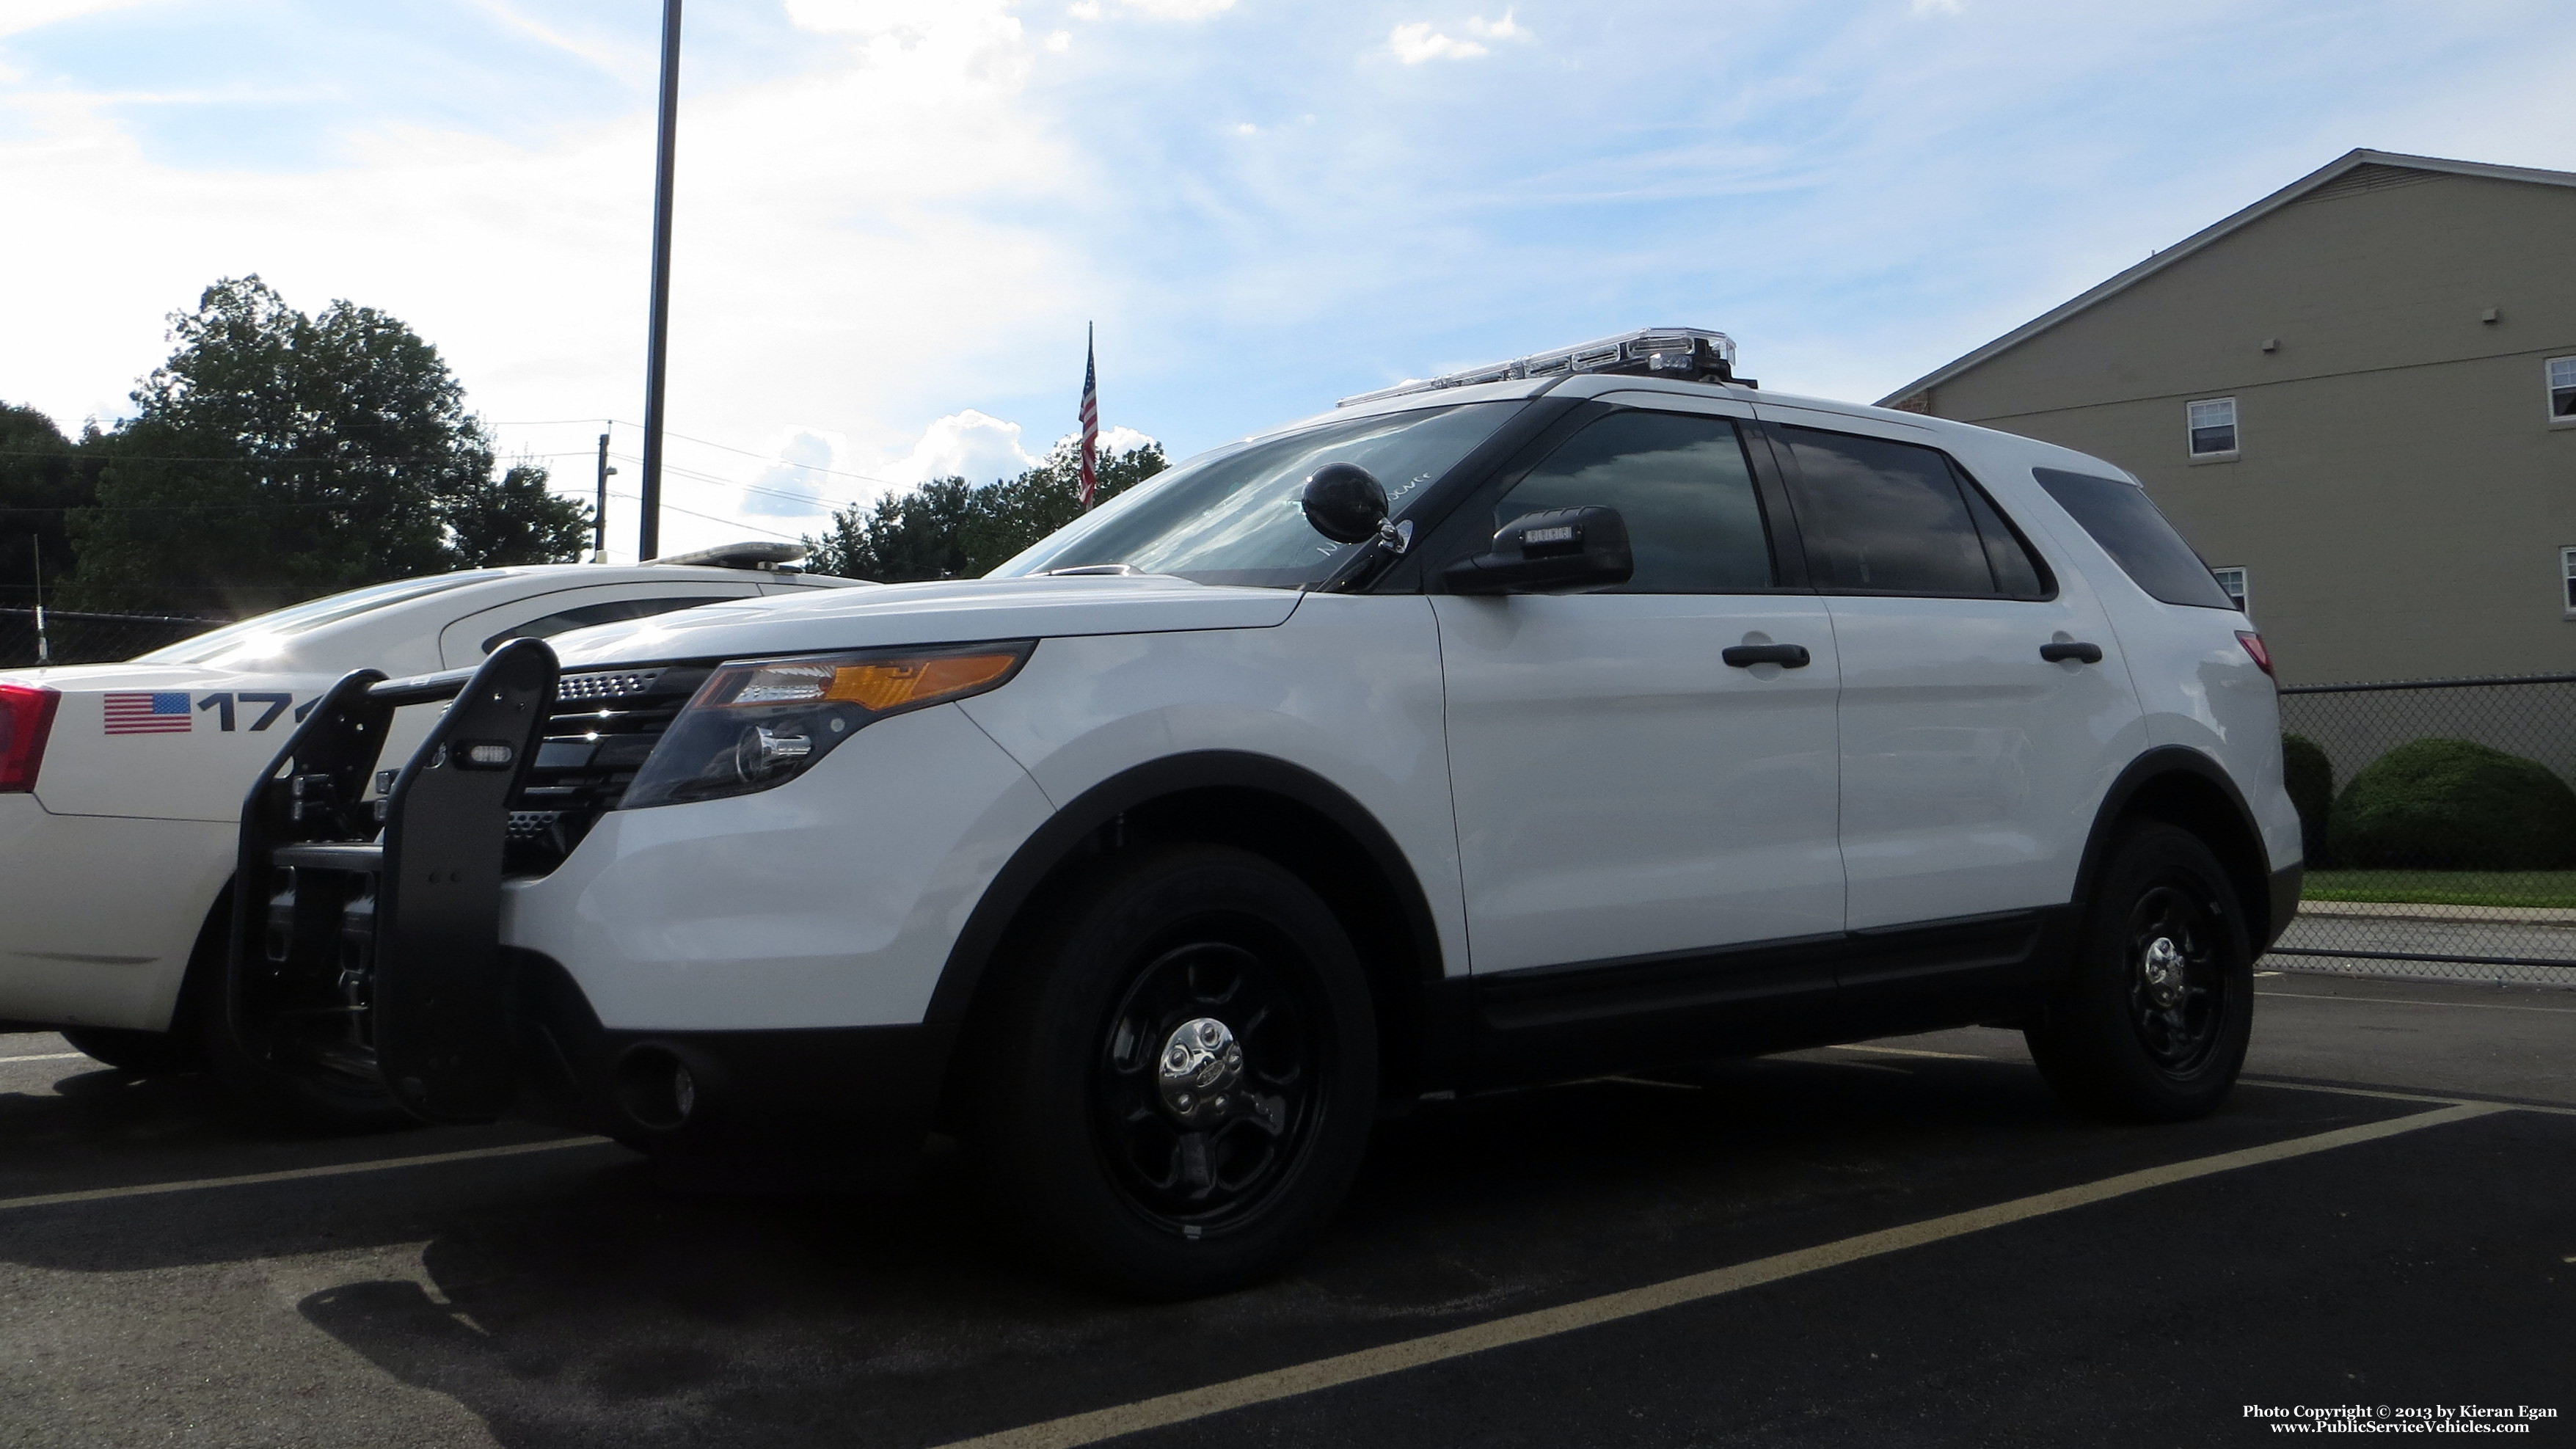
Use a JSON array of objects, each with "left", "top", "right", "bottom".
[
  {"left": 1300, "top": 463, "right": 1389, "bottom": 545},
  {"left": 1441, "top": 507, "right": 1632, "bottom": 595}
]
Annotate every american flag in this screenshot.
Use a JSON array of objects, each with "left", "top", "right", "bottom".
[
  {"left": 104, "top": 691, "right": 193, "bottom": 735},
  {"left": 1077, "top": 323, "right": 1100, "bottom": 510}
]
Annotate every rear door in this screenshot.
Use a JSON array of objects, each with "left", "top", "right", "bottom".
[
  {"left": 1759, "top": 410, "right": 2142, "bottom": 1015},
  {"left": 1432, "top": 401, "right": 1846, "bottom": 1072}
]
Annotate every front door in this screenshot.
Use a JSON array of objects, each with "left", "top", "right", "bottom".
[{"left": 1434, "top": 405, "right": 1846, "bottom": 1075}]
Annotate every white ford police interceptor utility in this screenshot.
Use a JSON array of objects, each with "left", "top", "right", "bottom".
[
  {"left": 0, "top": 546, "right": 861, "bottom": 1092},
  {"left": 227, "top": 329, "right": 2299, "bottom": 1298}
]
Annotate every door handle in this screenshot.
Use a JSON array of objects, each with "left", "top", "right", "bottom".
[
  {"left": 2040, "top": 641, "right": 2104, "bottom": 664},
  {"left": 1722, "top": 643, "right": 1811, "bottom": 668}
]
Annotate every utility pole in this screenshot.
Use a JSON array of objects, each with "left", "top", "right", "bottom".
[
  {"left": 593, "top": 430, "right": 617, "bottom": 562},
  {"left": 30, "top": 537, "right": 48, "bottom": 667},
  {"left": 638, "top": 0, "right": 683, "bottom": 561}
]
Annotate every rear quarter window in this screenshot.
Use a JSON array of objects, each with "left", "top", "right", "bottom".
[{"left": 2032, "top": 467, "right": 2237, "bottom": 610}]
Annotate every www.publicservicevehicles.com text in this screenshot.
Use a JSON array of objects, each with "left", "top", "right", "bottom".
[{"left": 2247, "top": 1406, "right": 2558, "bottom": 1434}]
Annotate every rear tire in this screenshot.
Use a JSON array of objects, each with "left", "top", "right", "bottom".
[
  {"left": 2026, "top": 823, "right": 2253, "bottom": 1123},
  {"left": 974, "top": 844, "right": 1379, "bottom": 1299},
  {"left": 59, "top": 1025, "right": 202, "bottom": 1077}
]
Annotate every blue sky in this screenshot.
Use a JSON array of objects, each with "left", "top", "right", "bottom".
[{"left": 3, "top": 0, "right": 2569, "bottom": 558}]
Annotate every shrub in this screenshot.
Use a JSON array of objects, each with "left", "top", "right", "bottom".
[
  {"left": 2327, "top": 737, "right": 2576, "bottom": 870},
  {"left": 2281, "top": 734, "right": 2334, "bottom": 866}
]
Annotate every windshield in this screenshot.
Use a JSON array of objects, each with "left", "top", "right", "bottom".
[
  {"left": 134, "top": 572, "right": 495, "bottom": 664},
  {"left": 993, "top": 402, "right": 1520, "bottom": 588}
]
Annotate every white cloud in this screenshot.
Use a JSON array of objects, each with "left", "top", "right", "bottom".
[
  {"left": 894, "top": 409, "right": 1039, "bottom": 485},
  {"left": 0, "top": 0, "right": 149, "bottom": 40},
  {"left": 1389, "top": 14, "right": 1525, "bottom": 65},
  {"left": 737, "top": 428, "right": 850, "bottom": 518},
  {"left": 1909, "top": 0, "right": 1963, "bottom": 14},
  {"left": 1067, "top": 1, "right": 1101, "bottom": 18},
  {"left": 1114, "top": 0, "right": 1236, "bottom": 18},
  {"left": 1044, "top": 29, "right": 1072, "bottom": 51},
  {"left": 1388, "top": 23, "right": 1485, "bottom": 65}
]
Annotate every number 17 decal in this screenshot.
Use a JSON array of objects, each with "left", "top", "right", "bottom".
[{"left": 195, "top": 693, "right": 299, "bottom": 731}]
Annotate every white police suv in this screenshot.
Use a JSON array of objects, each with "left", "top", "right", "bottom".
[
  {"left": 0, "top": 547, "right": 861, "bottom": 1086},
  {"left": 230, "top": 329, "right": 2300, "bottom": 1296}
]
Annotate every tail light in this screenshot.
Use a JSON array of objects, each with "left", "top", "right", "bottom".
[
  {"left": 2235, "top": 630, "right": 2274, "bottom": 679},
  {"left": 0, "top": 684, "right": 62, "bottom": 792}
]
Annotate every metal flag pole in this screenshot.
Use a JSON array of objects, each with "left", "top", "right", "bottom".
[{"left": 637, "top": 0, "right": 683, "bottom": 561}]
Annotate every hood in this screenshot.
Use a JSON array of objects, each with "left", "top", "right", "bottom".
[{"left": 544, "top": 573, "right": 1307, "bottom": 668}]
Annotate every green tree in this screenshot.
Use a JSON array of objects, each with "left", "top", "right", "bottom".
[
  {"left": 0, "top": 403, "right": 98, "bottom": 613},
  {"left": 65, "top": 277, "right": 590, "bottom": 616},
  {"left": 805, "top": 438, "right": 1166, "bottom": 583}
]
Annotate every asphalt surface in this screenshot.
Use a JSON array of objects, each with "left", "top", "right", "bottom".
[{"left": 3, "top": 970, "right": 2570, "bottom": 1448}]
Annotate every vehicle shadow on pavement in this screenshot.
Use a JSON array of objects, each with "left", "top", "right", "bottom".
[{"left": 273, "top": 1051, "right": 2415, "bottom": 1449}]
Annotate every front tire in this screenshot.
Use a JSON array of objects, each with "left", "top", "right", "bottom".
[
  {"left": 974, "top": 844, "right": 1379, "bottom": 1299},
  {"left": 2026, "top": 823, "right": 2254, "bottom": 1123}
]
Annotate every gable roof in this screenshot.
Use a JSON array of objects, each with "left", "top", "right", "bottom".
[{"left": 1875, "top": 149, "right": 2576, "bottom": 408}]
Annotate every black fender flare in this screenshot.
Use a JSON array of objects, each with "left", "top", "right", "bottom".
[
  {"left": 922, "top": 749, "right": 1451, "bottom": 1037},
  {"left": 2070, "top": 744, "right": 2291, "bottom": 956}
]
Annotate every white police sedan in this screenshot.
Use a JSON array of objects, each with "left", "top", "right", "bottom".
[{"left": 0, "top": 546, "right": 863, "bottom": 1110}]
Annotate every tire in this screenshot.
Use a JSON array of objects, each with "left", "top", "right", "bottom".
[
  {"left": 973, "top": 844, "right": 1379, "bottom": 1299},
  {"left": 58, "top": 1025, "right": 202, "bottom": 1077},
  {"left": 2026, "top": 822, "right": 2254, "bottom": 1123}
]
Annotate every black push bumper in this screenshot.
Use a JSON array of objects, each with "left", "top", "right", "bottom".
[{"left": 230, "top": 638, "right": 945, "bottom": 1184}]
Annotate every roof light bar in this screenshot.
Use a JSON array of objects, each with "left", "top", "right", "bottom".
[{"left": 1338, "top": 327, "right": 1740, "bottom": 408}]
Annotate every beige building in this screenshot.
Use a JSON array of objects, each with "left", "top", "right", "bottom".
[{"left": 1880, "top": 150, "right": 2576, "bottom": 685}]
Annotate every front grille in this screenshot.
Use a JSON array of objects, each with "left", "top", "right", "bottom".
[{"left": 504, "top": 663, "right": 709, "bottom": 874}]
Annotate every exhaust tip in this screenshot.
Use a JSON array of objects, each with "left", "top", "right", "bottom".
[{"left": 615, "top": 1043, "right": 704, "bottom": 1133}]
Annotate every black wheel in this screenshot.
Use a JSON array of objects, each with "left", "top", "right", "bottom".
[
  {"left": 2026, "top": 823, "right": 2253, "bottom": 1123},
  {"left": 58, "top": 1025, "right": 202, "bottom": 1077},
  {"left": 974, "top": 844, "right": 1378, "bottom": 1299}
]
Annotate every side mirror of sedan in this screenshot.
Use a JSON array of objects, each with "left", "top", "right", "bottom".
[{"left": 1441, "top": 506, "right": 1633, "bottom": 595}]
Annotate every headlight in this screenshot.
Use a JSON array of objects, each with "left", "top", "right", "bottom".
[{"left": 618, "top": 641, "right": 1034, "bottom": 809}]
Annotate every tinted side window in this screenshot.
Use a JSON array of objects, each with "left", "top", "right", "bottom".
[
  {"left": 481, "top": 596, "right": 731, "bottom": 654},
  {"left": 1959, "top": 478, "right": 2052, "bottom": 600},
  {"left": 2031, "top": 468, "right": 2237, "bottom": 610},
  {"left": 1781, "top": 427, "right": 1994, "bottom": 595},
  {"left": 1495, "top": 411, "right": 1774, "bottom": 593}
]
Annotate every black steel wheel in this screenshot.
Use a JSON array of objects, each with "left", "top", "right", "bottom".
[
  {"left": 2027, "top": 822, "right": 2253, "bottom": 1123},
  {"left": 976, "top": 844, "right": 1377, "bottom": 1299}
]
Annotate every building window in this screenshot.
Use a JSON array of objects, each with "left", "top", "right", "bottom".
[
  {"left": 2550, "top": 357, "right": 2576, "bottom": 423},
  {"left": 2187, "top": 398, "right": 2239, "bottom": 458},
  {"left": 2563, "top": 548, "right": 2576, "bottom": 616},
  {"left": 2211, "top": 566, "right": 2247, "bottom": 612}
]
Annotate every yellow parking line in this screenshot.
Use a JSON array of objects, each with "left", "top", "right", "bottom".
[
  {"left": 931, "top": 1102, "right": 2508, "bottom": 1449},
  {"left": 1830, "top": 1043, "right": 2001, "bottom": 1062},
  {"left": 0, "top": 1052, "right": 88, "bottom": 1064},
  {"left": 0, "top": 1136, "right": 614, "bottom": 1214}
]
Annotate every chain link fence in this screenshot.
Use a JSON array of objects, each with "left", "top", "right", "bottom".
[
  {"left": 2269, "top": 671, "right": 2576, "bottom": 987},
  {"left": 0, "top": 607, "right": 224, "bottom": 668}
]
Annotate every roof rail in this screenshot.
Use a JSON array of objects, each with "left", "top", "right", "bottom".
[
  {"left": 647, "top": 541, "right": 809, "bottom": 572},
  {"left": 1338, "top": 327, "right": 1742, "bottom": 407}
]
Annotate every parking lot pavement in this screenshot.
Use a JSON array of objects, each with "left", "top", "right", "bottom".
[{"left": 3, "top": 981, "right": 2571, "bottom": 1449}]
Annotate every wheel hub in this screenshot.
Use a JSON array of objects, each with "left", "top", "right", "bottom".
[
  {"left": 1156, "top": 1017, "right": 1244, "bottom": 1125},
  {"left": 2139, "top": 935, "right": 2186, "bottom": 1008}
]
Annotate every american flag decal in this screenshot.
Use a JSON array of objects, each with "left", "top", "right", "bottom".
[
  {"left": 1077, "top": 322, "right": 1100, "bottom": 510},
  {"left": 103, "top": 692, "right": 194, "bottom": 735}
]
